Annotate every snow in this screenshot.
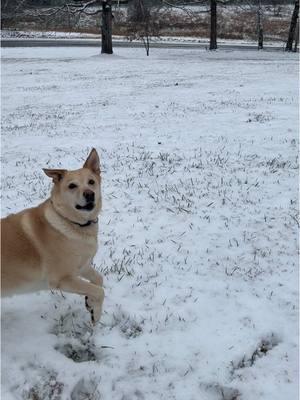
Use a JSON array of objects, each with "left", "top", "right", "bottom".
[{"left": 1, "top": 46, "right": 299, "bottom": 400}]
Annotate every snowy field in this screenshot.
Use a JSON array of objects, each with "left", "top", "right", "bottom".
[{"left": 1, "top": 47, "right": 299, "bottom": 400}]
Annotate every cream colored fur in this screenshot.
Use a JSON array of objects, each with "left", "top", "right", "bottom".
[{"left": 1, "top": 148, "right": 104, "bottom": 323}]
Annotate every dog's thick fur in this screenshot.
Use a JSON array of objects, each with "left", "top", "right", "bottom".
[{"left": 1, "top": 148, "right": 104, "bottom": 323}]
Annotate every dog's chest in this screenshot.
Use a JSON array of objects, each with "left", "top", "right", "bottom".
[
  {"left": 66, "top": 236, "right": 97, "bottom": 263},
  {"left": 49, "top": 234, "right": 98, "bottom": 274}
]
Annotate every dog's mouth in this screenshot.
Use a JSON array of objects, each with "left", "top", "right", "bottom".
[{"left": 75, "top": 202, "right": 95, "bottom": 211}]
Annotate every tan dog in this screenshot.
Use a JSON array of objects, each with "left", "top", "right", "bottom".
[{"left": 1, "top": 148, "right": 104, "bottom": 324}]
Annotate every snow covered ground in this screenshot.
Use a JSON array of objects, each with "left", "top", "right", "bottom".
[{"left": 1, "top": 47, "right": 299, "bottom": 400}]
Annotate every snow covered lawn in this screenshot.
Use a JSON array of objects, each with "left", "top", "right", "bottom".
[{"left": 1, "top": 47, "right": 299, "bottom": 400}]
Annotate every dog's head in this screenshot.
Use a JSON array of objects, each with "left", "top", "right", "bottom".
[{"left": 43, "top": 148, "right": 102, "bottom": 224}]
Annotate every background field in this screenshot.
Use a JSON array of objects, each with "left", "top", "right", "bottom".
[{"left": 1, "top": 47, "right": 299, "bottom": 400}]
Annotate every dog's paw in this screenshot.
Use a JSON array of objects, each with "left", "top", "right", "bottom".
[
  {"left": 85, "top": 296, "right": 103, "bottom": 325},
  {"left": 85, "top": 296, "right": 95, "bottom": 323},
  {"left": 85, "top": 295, "right": 91, "bottom": 311}
]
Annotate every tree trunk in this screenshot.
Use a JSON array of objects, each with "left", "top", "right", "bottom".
[
  {"left": 101, "top": 0, "right": 113, "bottom": 54},
  {"left": 293, "top": 21, "right": 299, "bottom": 51},
  {"left": 210, "top": 0, "right": 217, "bottom": 50},
  {"left": 145, "top": 34, "right": 150, "bottom": 56},
  {"left": 257, "top": 3, "right": 263, "bottom": 49},
  {"left": 286, "top": 0, "right": 299, "bottom": 51}
]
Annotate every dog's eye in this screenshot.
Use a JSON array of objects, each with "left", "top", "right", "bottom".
[
  {"left": 68, "top": 183, "right": 77, "bottom": 189},
  {"left": 88, "top": 179, "right": 95, "bottom": 185}
]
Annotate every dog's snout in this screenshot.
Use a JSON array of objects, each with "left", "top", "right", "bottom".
[{"left": 83, "top": 190, "right": 95, "bottom": 202}]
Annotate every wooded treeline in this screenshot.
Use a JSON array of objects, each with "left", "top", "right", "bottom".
[{"left": 1, "top": 0, "right": 298, "bottom": 54}]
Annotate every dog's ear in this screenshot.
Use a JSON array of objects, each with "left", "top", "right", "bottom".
[
  {"left": 43, "top": 169, "right": 66, "bottom": 183},
  {"left": 83, "top": 148, "right": 100, "bottom": 175}
]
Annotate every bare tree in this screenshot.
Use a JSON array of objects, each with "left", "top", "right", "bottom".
[
  {"left": 162, "top": 0, "right": 222, "bottom": 49},
  {"left": 127, "top": 0, "right": 162, "bottom": 56},
  {"left": 286, "top": 0, "right": 299, "bottom": 51},
  {"left": 293, "top": 21, "right": 299, "bottom": 51},
  {"left": 257, "top": 0, "right": 263, "bottom": 49},
  {"left": 40, "top": 0, "right": 113, "bottom": 53},
  {"left": 210, "top": 0, "right": 217, "bottom": 49},
  {"left": 162, "top": 0, "right": 235, "bottom": 51},
  {"left": 235, "top": 0, "right": 265, "bottom": 50},
  {"left": 2, "top": 0, "right": 113, "bottom": 54},
  {"left": 101, "top": 0, "right": 113, "bottom": 53}
]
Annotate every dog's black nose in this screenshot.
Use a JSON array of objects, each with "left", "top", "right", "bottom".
[{"left": 83, "top": 190, "right": 95, "bottom": 203}]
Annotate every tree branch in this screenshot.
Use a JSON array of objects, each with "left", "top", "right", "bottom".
[
  {"left": 162, "top": 0, "right": 210, "bottom": 16},
  {"left": 36, "top": 0, "right": 102, "bottom": 19}
]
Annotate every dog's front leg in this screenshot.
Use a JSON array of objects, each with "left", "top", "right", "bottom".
[
  {"left": 80, "top": 263, "right": 103, "bottom": 286},
  {"left": 54, "top": 276, "right": 104, "bottom": 324},
  {"left": 80, "top": 263, "right": 104, "bottom": 321}
]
